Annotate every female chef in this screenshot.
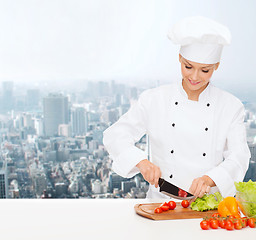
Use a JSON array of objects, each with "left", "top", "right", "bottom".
[{"left": 103, "top": 16, "right": 251, "bottom": 199}]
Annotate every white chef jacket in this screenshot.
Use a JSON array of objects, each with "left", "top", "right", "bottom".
[{"left": 103, "top": 81, "right": 251, "bottom": 199}]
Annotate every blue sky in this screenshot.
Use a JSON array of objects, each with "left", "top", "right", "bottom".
[{"left": 0, "top": 0, "right": 255, "bottom": 95}]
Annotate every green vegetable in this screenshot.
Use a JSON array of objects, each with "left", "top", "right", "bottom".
[
  {"left": 214, "top": 191, "right": 223, "bottom": 203},
  {"left": 235, "top": 180, "right": 256, "bottom": 217},
  {"left": 191, "top": 192, "right": 223, "bottom": 212}
]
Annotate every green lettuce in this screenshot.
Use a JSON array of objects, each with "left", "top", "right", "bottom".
[
  {"left": 235, "top": 180, "right": 256, "bottom": 217},
  {"left": 191, "top": 192, "right": 223, "bottom": 212}
]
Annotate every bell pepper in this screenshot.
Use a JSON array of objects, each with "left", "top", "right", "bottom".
[{"left": 218, "top": 196, "right": 241, "bottom": 218}]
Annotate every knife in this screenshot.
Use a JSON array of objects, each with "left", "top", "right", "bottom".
[{"left": 158, "top": 178, "right": 195, "bottom": 200}]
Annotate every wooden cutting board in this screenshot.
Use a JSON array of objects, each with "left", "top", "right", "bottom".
[{"left": 134, "top": 202, "right": 218, "bottom": 220}]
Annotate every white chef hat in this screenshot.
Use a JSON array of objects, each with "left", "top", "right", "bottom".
[{"left": 168, "top": 16, "right": 232, "bottom": 64}]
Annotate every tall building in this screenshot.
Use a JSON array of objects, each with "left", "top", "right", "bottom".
[
  {"left": 245, "top": 160, "right": 256, "bottom": 181},
  {"left": 1, "top": 81, "right": 14, "bottom": 113},
  {"left": 121, "top": 180, "right": 136, "bottom": 194},
  {"left": 108, "top": 172, "right": 128, "bottom": 193},
  {"left": 249, "top": 144, "right": 256, "bottom": 162},
  {"left": 91, "top": 179, "right": 103, "bottom": 194},
  {"left": 43, "top": 94, "right": 69, "bottom": 137},
  {"left": 93, "top": 129, "right": 103, "bottom": 145},
  {"left": 23, "top": 113, "right": 34, "bottom": 129},
  {"left": 0, "top": 161, "right": 8, "bottom": 198},
  {"left": 101, "top": 110, "right": 118, "bottom": 124},
  {"left": 71, "top": 107, "right": 88, "bottom": 136},
  {"left": 58, "top": 124, "right": 72, "bottom": 137},
  {"left": 55, "top": 182, "right": 68, "bottom": 197},
  {"left": 244, "top": 144, "right": 256, "bottom": 181},
  {"left": 34, "top": 117, "right": 44, "bottom": 137},
  {"left": 34, "top": 173, "right": 47, "bottom": 197},
  {"left": 13, "top": 115, "right": 24, "bottom": 129}
]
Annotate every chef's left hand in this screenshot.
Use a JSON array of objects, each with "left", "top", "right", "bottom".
[{"left": 189, "top": 175, "right": 216, "bottom": 199}]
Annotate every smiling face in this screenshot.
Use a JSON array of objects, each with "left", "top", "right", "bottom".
[{"left": 179, "top": 54, "right": 219, "bottom": 100}]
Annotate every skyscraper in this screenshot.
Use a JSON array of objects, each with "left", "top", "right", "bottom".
[
  {"left": 43, "top": 94, "right": 69, "bottom": 137},
  {"left": 71, "top": 107, "right": 88, "bottom": 136},
  {"left": 108, "top": 172, "right": 128, "bottom": 193},
  {"left": 0, "top": 161, "right": 8, "bottom": 198},
  {"left": 58, "top": 124, "right": 72, "bottom": 137},
  {"left": 1, "top": 81, "right": 14, "bottom": 113},
  {"left": 244, "top": 144, "right": 256, "bottom": 181},
  {"left": 34, "top": 117, "right": 44, "bottom": 137}
]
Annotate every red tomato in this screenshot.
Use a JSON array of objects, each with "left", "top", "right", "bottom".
[
  {"left": 225, "top": 220, "right": 234, "bottom": 231},
  {"left": 178, "top": 189, "right": 188, "bottom": 198},
  {"left": 160, "top": 205, "right": 169, "bottom": 211},
  {"left": 219, "top": 218, "right": 226, "bottom": 229},
  {"left": 154, "top": 207, "right": 163, "bottom": 213},
  {"left": 160, "top": 202, "right": 169, "bottom": 207},
  {"left": 248, "top": 218, "right": 256, "bottom": 228},
  {"left": 160, "top": 202, "right": 169, "bottom": 211},
  {"left": 228, "top": 215, "right": 236, "bottom": 221},
  {"left": 200, "top": 220, "right": 210, "bottom": 230},
  {"left": 168, "top": 201, "right": 176, "bottom": 210},
  {"left": 234, "top": 219, "right": 243, "bottom": 230},
  {"left": 181, "top": 200, "right": 189, "bottom": 208},
  {"left": 241, "top": 217, "right": 248, "bottom": 228},
  {"left": 209, "top": 219, "right": 219, "bottom": 229},
  {"left": 212, "top": 213, "right": 220, "bottom": 218}
]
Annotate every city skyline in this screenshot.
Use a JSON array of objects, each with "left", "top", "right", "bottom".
[
  {"left": 0, "top": 79, "right": 256, "bottom": 199},
  {"left": 0, "top": 80, "right": 149, "bottom": 198},
  {"left": 1, "top": 78, "right": 256, "bottom": 105}
]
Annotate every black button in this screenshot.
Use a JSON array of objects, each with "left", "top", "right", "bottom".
[
  {"left": 170, "top": 174, "right": 173, "bottom": 179},
  {"left": 205, "top": 128, "right": 208, "bottom": 131},
  {"left": 203, "top": 153, "right": 206, "bottom": 156},
  {"left": 170, "top": 150, "right": 174, "bottom": 154},
  {"left": 172, "top": 123, "right": 175, "bottom": 127},
  {"left": 175, "top": 102, "right": 178, "bottom": 105},
  {"left": 207, "top": 103, "right": 210, "bottom": 107}
]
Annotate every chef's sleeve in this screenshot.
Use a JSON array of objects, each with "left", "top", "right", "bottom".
[
  {"left": 205, "top": 105, "right": 251, "bottom": 197},
  {"left": 103, "top": 90, "right": 150, "bottom": 178}
]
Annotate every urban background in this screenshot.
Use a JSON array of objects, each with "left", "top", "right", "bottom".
[
  {"left": 1, "top": 0, "right": 256, "bottom": 199},
  {"left": 0, "top": 80, "right": 255, "bottom": 199}
]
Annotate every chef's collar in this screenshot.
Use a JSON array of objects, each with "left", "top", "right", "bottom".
[{"left": 178, "top": 79, "right": 211, "bottom": 102}]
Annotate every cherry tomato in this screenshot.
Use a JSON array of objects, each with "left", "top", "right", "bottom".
[
  {"left": 200, "top": 220, "right": 210, "bottom": 230},
  {"left": 181, "top": 200, "right": 189, "bottom": 208},
  {"left": 209, "top": 219, "right": 219, "bottom": 229},
  {"left": 154, "top": 207, "right": 163, "bottom": 213},
  {"left": 160, "top": 202, "right": 169, "bottom": 211},
  {"left": 228, "top": 215, "right": 236, "bottom": 221},
  {"left": 168, "top": 201, "right": 176, "bottom": 210},
  {"left": 225, "top": 220, "right": 234, "bottom": 231},
  {"left": 234, "top": 219, "right": 243, "bottom": 230},
  {"left": 212, "top": 213, "right": 220, "bottom": 218},
  {"left": 178, "top": 189, "right": 188, "bottom": 198},
  {"left": 160, "top": 202, "right": 169, "bottom": 207},
  {"left": 241, "top": 217, "right": 248, "bottom": 228},
  {"left": 248, "top": 218, "right": 256, "bottom": 228},
  {"left": 160, "top": 205, "right": 169, "bottom": 211},
  {"left": 219, "top": 218, "right": 226, "bottom": 229}
]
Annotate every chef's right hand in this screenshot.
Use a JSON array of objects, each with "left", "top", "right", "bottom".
[{"left": 136, "top": 159, "right": 161, "bottom": 188}]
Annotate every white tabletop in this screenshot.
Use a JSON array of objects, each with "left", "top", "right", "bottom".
[{"left": 0, "top": 199, "right": 255, "bottom": 240}]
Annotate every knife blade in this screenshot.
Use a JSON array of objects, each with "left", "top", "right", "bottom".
[{"left": 158, "top": 178, "right": 195, "bottom": 200}]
